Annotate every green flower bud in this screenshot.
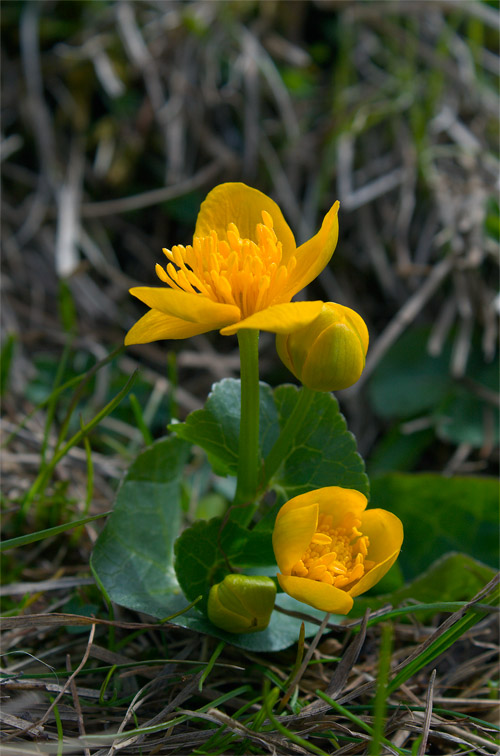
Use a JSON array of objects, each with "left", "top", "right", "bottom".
[
  {"left": 276, "top": 302, "right": 369, "bottom": 392},
  {"left": 207, "top": 574, "right": 276, "bottom": 634}
]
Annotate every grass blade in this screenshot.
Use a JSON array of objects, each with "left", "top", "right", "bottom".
[
  {"left": 21, "top": 369, "right": 137, "bottom": 516},
  {"left": 1, "top": 511, "right": 112, "bottom": 551}
]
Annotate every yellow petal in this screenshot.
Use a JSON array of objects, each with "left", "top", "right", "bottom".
[
  {"left": 276, "top": 301, "right": 369, "bottom": 392},
  {"left": 276, "top": 302, "right": 367, "bottom": 386},
  {"left": 285, "top": 201, "right": 339, "bottom": 298},
  {"left": 220, "top": 301, "right": 324, "bottom": 336},
  {"left": 274, "top": 488, "right": 319, "bottom": 525},
  {"left": 195, "top": 183, "right": 296, "bottom": 261},
  {"left": 311, "top": 303, "right": 368, "bottom": 354},
  {"left": 348, "top": 548, "right": 401, "bottom": 598},
  {"left": 276, "top": 330, "right": 294, "bottom": 375},
  {"left": 347, "top": 509, "right": 404, "bottom": 598},
  {"left": 277, "top": 574, "right": 353, "bottom": 614},
  {"left": 272, "top": 502, "right": 318, "bottom": 574},
  {"left": 301, "top": 322, "right": 366, "bottom": 392},
  {"left": 359, "top": 509, "right": 404, "bottom": 563},
  {"left": 274, "top": 486, "right": 367, "bottom": 527},
  {"left": 124, "top": 309, "right": 214, "bottom": 345},
  {"left": 318, "top": 487, "right": 367, "bottom": 526},
  {"left": 129, "top": 287, "right": 240, "bottom": 327},
  {"left": 342, "top": 305, "right": 369, "bottom": 355}
]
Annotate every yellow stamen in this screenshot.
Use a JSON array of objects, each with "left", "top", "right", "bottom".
[
  {"left": 290, "top": 510, "right": 372, "bottom": 589},
  {"left": 293, "top": 559, "right": 309, "bottom": 577},
  {"left": 155, "top": 211, "right": 295, "bottom": 318},
  {"left": 308, "top": 564, "right": 327, "bottom": 580},
  {"left": 311, "top": 533, "right": 332, "bottom": 545},
  {"left": 320, "top": 571, "right": 334, "bottom": 585}
]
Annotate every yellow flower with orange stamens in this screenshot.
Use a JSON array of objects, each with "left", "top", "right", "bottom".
[
  {"left": 272, "top": 487, "right": 403, "bottom": 614},
  {"left": 124, "top": 183, "right": 339, "bottom": 344}
]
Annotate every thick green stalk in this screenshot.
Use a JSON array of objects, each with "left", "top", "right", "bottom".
[
  {"left": 261, "top": 385, "right": 315, "bottom": 489},
  {"left": 233, "top": 329, "right": 260, "bottom": 521}
]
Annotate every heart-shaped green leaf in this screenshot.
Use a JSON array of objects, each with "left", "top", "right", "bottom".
[
  {"left": 91, "top": 436, "right": 190, "bottom": 617},
  {"left": 271, "top": 385, "right": 369, "bottom": 499},
  {"left": 171, "top": 379, "right": 278, "bottom": 476},
  {"left": 174, "top": 518, "right": 275, "bottom": 614},
  {"left": 172, "top": 379, "right": 369, "bottom": 499}
]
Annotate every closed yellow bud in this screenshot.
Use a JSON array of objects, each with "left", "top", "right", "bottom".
[
  {"left": 276, "top": 302, "right": 369, "bottom": 392},
  {"left": 207, "top": 574, "right": 276, "bottom": 634}
]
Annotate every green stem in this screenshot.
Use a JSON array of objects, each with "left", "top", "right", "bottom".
[
  {"left": 261, "top": 385, "right": 315, "bottom": 489},
  {"left": 233, "top": 329, "right": 260, "bottom": 521}
]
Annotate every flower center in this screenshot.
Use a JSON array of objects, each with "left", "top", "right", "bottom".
[
  {"left": 155, "top": 211, "right": 296, "bottom": 318},
  {"left": 291, "top": 512, "right": 375, "bottom": 588}
]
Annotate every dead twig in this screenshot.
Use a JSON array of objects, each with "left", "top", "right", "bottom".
[
  {"left": 417, "top": 668, "right": 436, "bottom": 756},
  {"left": 2, "top": 624, "right": 96, "bottom": 744}
]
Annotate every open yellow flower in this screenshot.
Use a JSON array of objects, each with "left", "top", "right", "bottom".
[
  {"left": 272, "top": 487, "right": 403, "bottom": 614},
  {"left": 125, "top": 183, "right": 339, "bottom": 344}
]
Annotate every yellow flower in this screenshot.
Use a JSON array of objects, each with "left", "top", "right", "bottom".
[
  {"left": 272, "top": 487, "right": 403, "bottom": 614},
  {"left": 276, "top": 302, "right": 369, "bottom": 391},
  {"left": 207, "top": 574, "right": 276, "bottom": 634},
  {"left": 124, "top": 183, "right": 339, "bottom": 345}
]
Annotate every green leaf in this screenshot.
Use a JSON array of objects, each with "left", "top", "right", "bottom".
[
  {"left": 91, "top": 436, "right": 190, "bottom": 617},
  {"left": 435, "top": 379, "right": 499, "bottom": 448},
  {"left": 236, "top": 530, "right": 275, "bottom": 567},
  {"left": 174, "top": 518, "right": 275, "bottom": 614},
  {"left": 368, "top": 328, "right": 452, "bottom": 420},
  {"left": 174, "top": 518, "right": 244, "bottom": 612},
  {"left": 167, "top": 593, "right": 339, "bottom": 653},
  {"left": 195, "top": 493, "right": 227, "bottom": 520},
  {"left": 272, "top": 385, "right": 369, "bottom": 499},
  {"left": 370, "top": 473, "right": 499, "bottom": 579},
  {"left": 367, "top": 426, "right": 434, "bottom": 477},
  {"left": 368, "top": 327, "right": 499, "bottom": 449},
  {"left": 171, "top": 379, "right": 279, "bottom": 476},
  {"left": 171, "top": 380, "right": 368, "bottom": 500},
  {"left": 352, "top": 552, "right": 496, "bottom": 617},
  {"left": 94, "top": 469, "right": 337, "bottom": 651}
]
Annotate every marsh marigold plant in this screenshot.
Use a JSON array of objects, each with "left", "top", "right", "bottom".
[
  {"left": 273, "top": 486, "right": 403, "bottom": 614},
  {"left": 125, "top": 182, "right": 339, "bottom": 344}
]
